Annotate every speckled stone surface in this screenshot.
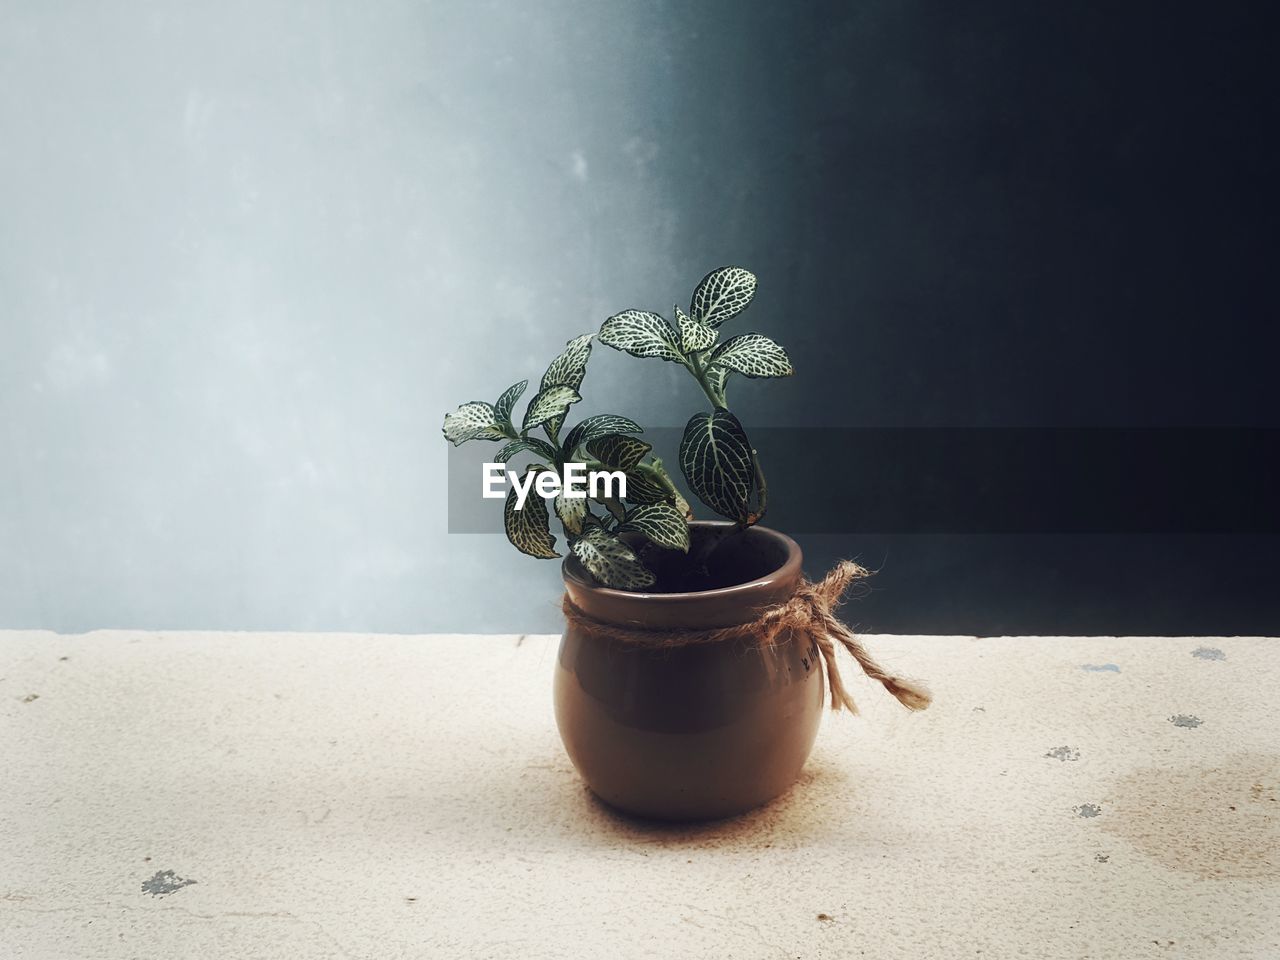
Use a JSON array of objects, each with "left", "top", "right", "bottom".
[{"left": 2, "top": 631, "right": 1278, "bottom": 959}]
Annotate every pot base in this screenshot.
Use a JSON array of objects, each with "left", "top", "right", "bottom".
[{"left": 554, "top": 627, "right": 824, "bottom": 822}]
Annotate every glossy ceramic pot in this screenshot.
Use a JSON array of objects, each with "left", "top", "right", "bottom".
[{"left": 554, "top": 522, "right": 824, "bottom": 820}]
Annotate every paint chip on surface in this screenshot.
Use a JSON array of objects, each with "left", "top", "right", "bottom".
[
  {"left": 1081, "top": 663, "right": 1120, "bottom": 673},
  {"left": 1170, "top": 714, "right": 1204, "bottom": 728},
  {"left": 1045, "top": 746, "right": 1080, "bottom": 762},
  {"left": 142, "top": 870, "right": 197, "bottom": 896},
  {"left": 1192, "top": 647, "right": 1226, "bottom": 661},
  {"left": 1095, "top": 853, "right": 1110, "bottom": 862},
  {"left": 1074, "top": 803, "right": 1102, "bottom": 818}
]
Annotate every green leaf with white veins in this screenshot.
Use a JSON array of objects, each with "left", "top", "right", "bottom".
[
  {"left": 622, "top": 465, "right": 673, "bottom": 504},
  {"left": 541, "top": 334, "right": 593, "bottom": 391},
  {"left": 495, "top": 437, "right": 557, "bottom": 464},
  {"left": 691, "top": 266, "right": 757, "bottom": 328},
  {"left": 678, "top": 408, "right": 755, "bottom": 523},
  {"left": 646, "top": 457, "right": 692, "bottom": 519},
  {"left": 571, "top": 527, "right": 656, "bottom": 589},
  {"left": 676, "top": 305, "right": 717, "bottom": 353},
  {"left": 562, "top": 415, "right": 643, "bottom": 457},
  {"left": 539, "top": 334, "right": 593, "bottom": 436},
  {"left": 554, "top": 492, "right": 589, "bottom": 535},
  {"left": 620, "top": 502, "right": 689, "bottom": 552},
  {"left": 585, "top": 433, "right": 651, "bottom": 472},
  {"left": 503, "top": 469, "right": 559, "bottom": 559},
  {"left": 443, "top": 401, "right": 508, "bottom": 445},
  {"left": 522, "top": 385, "right": 582, "bottom": 431},
  {"left": 493, "top": 380, "right": 528, "bottom": 429},
  {"left": 709, "top": 333, "right": 793, "bottom": 379},
  {"left": 599, "top": 310, "right": 684, "bottom": 363}
]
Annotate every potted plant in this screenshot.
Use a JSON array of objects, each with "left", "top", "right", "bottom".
[{"left": 444, "top": 267, "right": 929, "bottom": 820}]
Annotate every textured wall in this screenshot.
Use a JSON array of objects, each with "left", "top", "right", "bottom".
[{"left": 2, "top": 1, "right": 1275, "bottom": 634}]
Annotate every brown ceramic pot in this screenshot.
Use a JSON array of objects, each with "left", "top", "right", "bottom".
[{"left": 554, "top": 521, "right": 824, "bottom": 821}]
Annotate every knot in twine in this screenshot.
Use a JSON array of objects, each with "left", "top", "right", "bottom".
[{"left": 561, "top": 560, "right": 931, "bottom": 715}]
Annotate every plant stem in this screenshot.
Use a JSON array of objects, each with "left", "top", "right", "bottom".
[
  {"left": 686, "top": 352, "right": 722, "bottom": 409},
  {"left": 750, "top": 448, "right": 768, "bottom": 524}
]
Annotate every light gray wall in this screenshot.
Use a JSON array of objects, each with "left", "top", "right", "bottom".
[{"left": 1, "top": 1, "right": 811, "bottom": 633}]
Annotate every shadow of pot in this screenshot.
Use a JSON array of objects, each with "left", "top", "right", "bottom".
[{"left": 554, "top": 521, "right": 824, "bottom": 821}]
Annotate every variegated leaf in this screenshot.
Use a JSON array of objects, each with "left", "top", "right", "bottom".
[
  {"left": 539, "top": 334, "right": 593, "bottom": 435},
  {"left": 585, "top": 433, "right": 652, "bottom": 472},
  {"left": 646, "top": 457, "right": 692, "bottom": 519},
  {"left": 690, "top": 266, "right": 757, "bottom": 328},
  {"left": 678, "top": 408, "right": 755, "bottom": 523},
  {"left": 522, "top": 384, "right": 582, "bottom": 431},
  {"left": 623, "top": 464, "right": 674, "bottom": 504},
  {"left": 495, "top": 436, "right": 558, "bottom": 464},
  {"left": 554, "top": 491, "right": 589, "bottom": 535},
  {"left": 676, "top": 304, "right": 717, "bottom": 353},
  {"left": 709, "top": 333, "right": 793, "bottom": 379},
  {"left": 541, "top": 334, "right": 594, "bottom": 391},
  {"left": 571, "top": 527, "right": 656, "bottom": 590},
  {"left": 493, "top": 379, "right": 527, "bottom": 428},
  {"left": 562, "top": 415, "right": 643, "bottom": 456},
  {"left": 443, "top": 401, "right": 508, "bottom": 445},
  {"left": 620, "top": 501, "right": 689, "bottom": 552},
  {"left": 503, "top": 469, "right": 559, "bottom": 559},
  {"left": 598, "top": 310, "right": 684, "bottom": 363}
]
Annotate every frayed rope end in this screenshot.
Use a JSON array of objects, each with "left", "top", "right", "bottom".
[{"left": 882, "top": 676, "right": 932, "bottom": 711}]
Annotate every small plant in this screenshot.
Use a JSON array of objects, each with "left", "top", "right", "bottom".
[
  {"left": 442, "top": 335, "right": 690, "bottom": 589},
  {"left": 598, "top": 266, "right": 791, "bottom": 527},
  {"left": 443, "top": 267, "right": 788, "bottom": 592}
]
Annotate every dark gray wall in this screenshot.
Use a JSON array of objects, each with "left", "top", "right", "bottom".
[{"left": 3, "top": 1, "right": 1275, "bottom": 634}]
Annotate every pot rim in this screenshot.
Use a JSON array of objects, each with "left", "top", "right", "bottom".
[{"left": 561, "top": 520, "right": 803, "bottom": 604}]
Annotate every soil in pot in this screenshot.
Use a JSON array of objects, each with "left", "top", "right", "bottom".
[{"left": 630, "top": 523, "right": 786, "bottom": 593}]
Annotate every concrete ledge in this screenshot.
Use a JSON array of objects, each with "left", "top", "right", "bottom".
[{"left": 2, "top": 631, "right": 1277, "bottom": 959}]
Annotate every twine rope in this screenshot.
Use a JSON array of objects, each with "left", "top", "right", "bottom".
[{"left": 561, "top": 560, "right": 932, "bottom": 715}]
